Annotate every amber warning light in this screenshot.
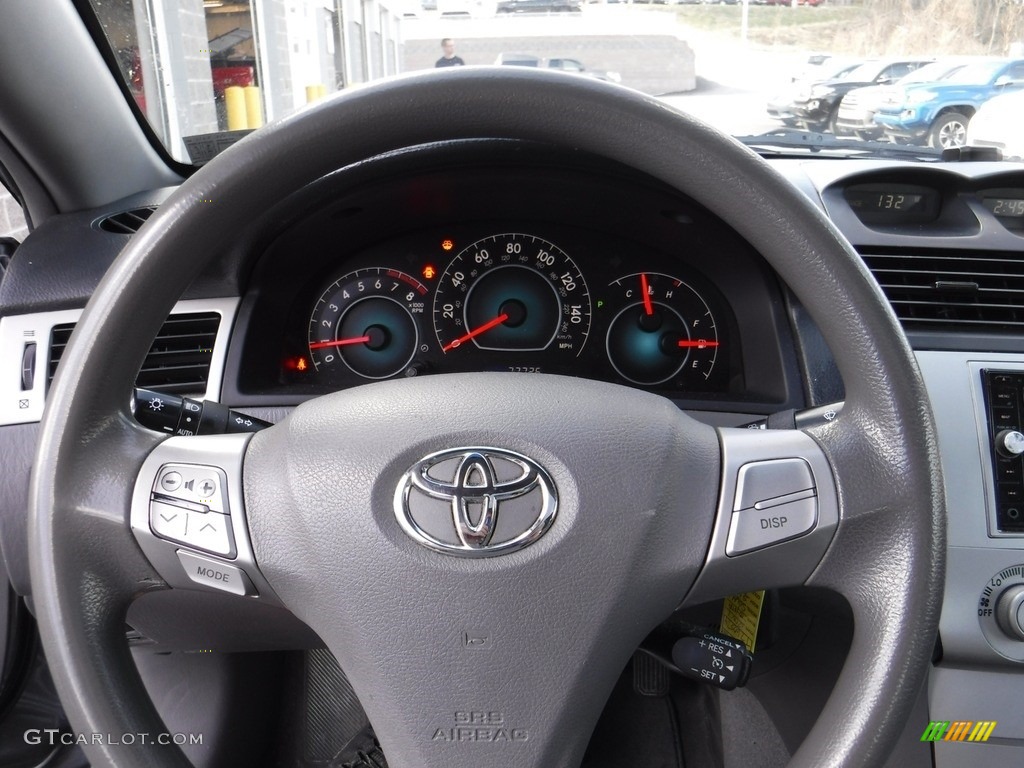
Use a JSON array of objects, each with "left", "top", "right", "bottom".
[
  {"left": 441, "top": 239, "right": 454, "bottom": 251},
  {"left": 423, "top": 264, "right": 437, "bottom": 280},
  {"left": 284, "top": 356, "right": 309, "bottom": 372}
]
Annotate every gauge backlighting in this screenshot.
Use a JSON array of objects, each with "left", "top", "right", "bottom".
[
  {"left": 604, "top": 272, "right": 720, "bottom": 386},
  {"left": 308, "top": 268, "right": 427, "bottom": 379},
  {"left": 433, "top": 233, "right": 591, "bottom": 357}
]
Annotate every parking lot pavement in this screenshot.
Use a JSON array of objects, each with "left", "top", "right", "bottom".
[
  {"left": 659, "top": 89, "right": 779, "bottom": 137},
  {"left": 661, "top": 30, "right": 800, "bottom": 136}
]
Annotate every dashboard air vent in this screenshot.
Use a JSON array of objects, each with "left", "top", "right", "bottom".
[
  {"left": 48, "top": 312, "right": 220, "bottom": 395},
  {"left": 97, "top": 206, "right": 156, "bottom": 234},
  {"left": 859, "top": 247, "right": 1024, "bottom": 333}
]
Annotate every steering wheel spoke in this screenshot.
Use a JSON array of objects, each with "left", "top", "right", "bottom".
[
  {"left": 130, "top": 433, "right": 280, "bottom": 604},
  {"left": 684, "top": 425, "right": 840, "bottom": 606}
]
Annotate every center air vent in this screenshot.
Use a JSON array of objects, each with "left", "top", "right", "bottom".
[
  {"left": 97, "top": 206, "right": 157, "bottom": 234},
  {"left": 49, "top": 312, "right": 220, "bottom": 395},
  {"left": 859, "top": 248, "right": 1024, "bottom": 333}
]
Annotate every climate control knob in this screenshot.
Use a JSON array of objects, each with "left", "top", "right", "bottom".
[
  {"left": 978, "top": 566, "right": 1024, "bottom": 659},
  {"left": 996, "top": 585, "right": 1024, "bottom": 642}
]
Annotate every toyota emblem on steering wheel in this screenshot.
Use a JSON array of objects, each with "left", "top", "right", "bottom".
[{"left": 394, "top": 448, "right": 558, "bottom": 557}]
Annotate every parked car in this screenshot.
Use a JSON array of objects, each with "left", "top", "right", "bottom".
[
  {"left": 788, "top": 57, "right": 932, "bottom": 132},
  {"left": 874, "top": 57, "right": 1024, "bottom": 148},
  {"left": 834, "top": 58, "right": 971, "bottom": 140},
  {"left": 766, "top": 57, "right": 863, "bottom": 126},
  {"left": 967, "top": 88, "right": 1024, "bottom": 159},
  {"left": 494, "top": 52, "right": 621, "bottom": 82}
]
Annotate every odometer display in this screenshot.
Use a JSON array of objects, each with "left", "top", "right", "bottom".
[
  {"left": 844, "top": 184, "right": 940, "bottom": 225},
  {"left": 433, "top": 233, "right": 591, "bottom": 357}
]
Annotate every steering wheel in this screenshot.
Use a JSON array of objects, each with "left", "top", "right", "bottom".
[{"left": 29, "top": 68, "right": 944, "bottom": 768}]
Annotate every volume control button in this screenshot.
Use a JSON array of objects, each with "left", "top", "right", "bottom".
[{"left": 996, "top": 429, "right": 1024, "bottom": 459}]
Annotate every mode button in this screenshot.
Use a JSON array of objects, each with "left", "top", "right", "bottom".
[{"left": 176, "top": 551, "right": 255, "bottom": 596}]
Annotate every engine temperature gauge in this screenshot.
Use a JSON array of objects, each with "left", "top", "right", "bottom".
[
  {"left": 605, "top": 272, "right": 720, "bottom": 387},
  {"left": 308, "top": 268, "right": 427, "bottom": 379}
]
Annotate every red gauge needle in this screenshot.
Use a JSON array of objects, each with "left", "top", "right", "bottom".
[
  {"left": 443, "top": 313, "right": 509, "bottom": 352},
  {"left": 640, "top": 273, "right": 654, "bottom": 316},
  {"left": 678, "top": 339, "right": 720, "bottom": 349},
  {"left": 309, "top": 335, "right": 371, "bottom": 349}
]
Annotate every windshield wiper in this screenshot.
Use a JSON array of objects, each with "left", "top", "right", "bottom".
[{"left": 736, "top": 129, "right": 942, "bottom": 161}]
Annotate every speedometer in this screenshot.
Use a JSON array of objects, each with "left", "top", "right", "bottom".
[{"left": 433, "top": 233, "right": 591, "bottom": 356}]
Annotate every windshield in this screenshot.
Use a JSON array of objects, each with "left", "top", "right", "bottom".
[
  {"left": 943, "top": 60, "right": 1007, "bottom": 85},
  {"left": 842, "top": 61, "right": 887, "bottom": 83},
  {"left": 897, "top": 59, "right": 960, "bottom": 85},
  {"left": 84, "top": 1, "right": 1024, "bottom": 163}
]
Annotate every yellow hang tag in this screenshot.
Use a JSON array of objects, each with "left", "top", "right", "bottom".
[{"left": 720, "top": 591, "right": 765, "bottom": 653}]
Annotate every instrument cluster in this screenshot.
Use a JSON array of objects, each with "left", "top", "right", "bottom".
[{"left": 286, "top": 227, "right": 734, "bottom": 396}]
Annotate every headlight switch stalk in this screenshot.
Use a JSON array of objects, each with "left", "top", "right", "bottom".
[{"left": 132, "top": 387, "right": 270, "bottom": 436}]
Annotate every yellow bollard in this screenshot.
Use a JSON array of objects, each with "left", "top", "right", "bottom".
[
  {"left": 225, "top": 86, "right": 247, "bottom": 131},
  {"left": 243, "top": 85, "right": 263, "bottom": 128},
  {"left": 306, "top": 84, "right": 328, "bottom": 104}
]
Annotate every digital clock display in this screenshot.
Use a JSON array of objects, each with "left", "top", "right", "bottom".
[{"left": 984, "top": 197, "right": 1024, "bottom": 218}]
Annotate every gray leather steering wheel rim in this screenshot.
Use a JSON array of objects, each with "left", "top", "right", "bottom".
[{"left": 30, "top": 67, "right": 944, "bottom": 768}]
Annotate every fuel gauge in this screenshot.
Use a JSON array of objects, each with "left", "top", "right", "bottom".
[{"left": 605, "top": 272, "right": 720, "bottom": 387}]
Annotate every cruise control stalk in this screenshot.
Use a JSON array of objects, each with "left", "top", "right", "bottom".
[
  {"left": 132, "top": 388, "right": 270, "bottom": 436},
  {"left": 671, "top": 625, "right": 753, "bottom": 691}
]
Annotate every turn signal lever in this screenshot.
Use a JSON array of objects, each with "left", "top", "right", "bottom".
[
  {"left": 743, "top": 402, "right": 844, "bottom": 431},
  {"left": 132, "top": 388, "right": 271, "bottom": 436}
]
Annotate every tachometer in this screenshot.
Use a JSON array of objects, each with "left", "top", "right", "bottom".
[
  {"left": 433, "top": 233, "right": 590, "bottom": 356},
  {"left": 308, "top": 268, "right": 427, "bottom": 379}
]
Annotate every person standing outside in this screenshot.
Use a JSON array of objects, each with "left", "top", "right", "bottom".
[{"left": 435, "top": 38, "right": 465, "bottom": 68}]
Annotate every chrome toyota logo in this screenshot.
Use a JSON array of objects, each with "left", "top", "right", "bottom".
[{"left": 394, "top": 448, "right": 557, "bottom": 557}]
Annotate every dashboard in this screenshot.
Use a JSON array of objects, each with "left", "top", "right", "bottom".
[{"left": 224, "top": 143, "right": 799, "bottom": 412}]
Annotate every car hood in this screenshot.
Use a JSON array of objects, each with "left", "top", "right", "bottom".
[{"left": 819, "top": 78, "right": 877, "bottom": 92}]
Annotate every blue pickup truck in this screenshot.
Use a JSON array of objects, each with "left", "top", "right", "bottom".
[{"left": 873, "top": 58, "right": 1024, "bottom": 148}]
